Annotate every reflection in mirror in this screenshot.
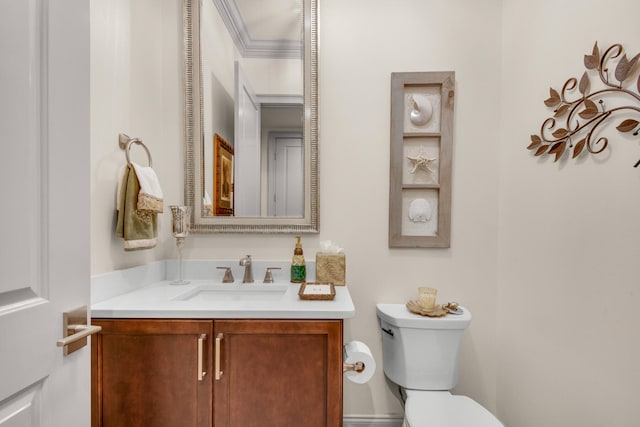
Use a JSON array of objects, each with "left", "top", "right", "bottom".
[{"left": 184, "top": 0, "right": 318, "bottom": 233}]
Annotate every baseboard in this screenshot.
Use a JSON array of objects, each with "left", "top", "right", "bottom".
[{"left": 343, "top": 416, "right": 404, "bottom": 427}]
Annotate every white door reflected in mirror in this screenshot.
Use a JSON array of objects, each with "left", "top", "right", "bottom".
[{"left": 268, "top": 132, "right": 304, "bottom": 217}]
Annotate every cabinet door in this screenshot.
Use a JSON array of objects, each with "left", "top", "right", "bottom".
[
  {"left": 92, "top": 319, "right": 213, "bottom": 427},
  {"left": 214, "top": 320, "right": 343, "bottom": 427}
]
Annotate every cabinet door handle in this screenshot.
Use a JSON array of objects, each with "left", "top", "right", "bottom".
[
  {"left": 197, "top": 334, "right": 207, "bottom": 381},
  {"left": 215, "top": 333, "right": 223, "bottom": 380}
]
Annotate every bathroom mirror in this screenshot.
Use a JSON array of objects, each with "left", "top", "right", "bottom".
[{"left": 184, "top": 0, "right": 318, "bottom": 233}]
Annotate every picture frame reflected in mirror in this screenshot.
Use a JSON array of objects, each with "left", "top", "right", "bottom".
[{"left": 214, "top": 133, "right": 234, "bottom": 216}]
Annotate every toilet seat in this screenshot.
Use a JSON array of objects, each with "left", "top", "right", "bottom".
[{"left": 404, "top": 391, "right": 503, "bottom": 427}]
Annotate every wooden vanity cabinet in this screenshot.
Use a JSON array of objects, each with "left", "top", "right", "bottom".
[
  {"left": 213, "top": 319, "right": 343, "bottom": 427},
  {"left": 91, "top": 319, "right": 213, "bottom": 427},
  {"left": 92, "top": 319, "right": 343, "bottom": 427}
]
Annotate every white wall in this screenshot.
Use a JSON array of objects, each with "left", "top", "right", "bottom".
[
  {"left": 497, "top": 0, "right": 640, "bottom": 425},
  {"left": 319, "top": 0, "right": 502, "bottom": 416},
  {"left": 90, "top": 0, "right": 640, "bottom": 425},
  {"left": 91, "top": 0, "right": 183, "bottom": 271}
]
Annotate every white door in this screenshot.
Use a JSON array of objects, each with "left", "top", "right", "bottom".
[
  {"left": 234, "top": 61, "right": 261, "bottom": 216},
  {"left": 268, "top": 132, "right": 304, "bottom": 217},
  {"left": 0, "top": 0, "right": 91, "bottom": 425}
]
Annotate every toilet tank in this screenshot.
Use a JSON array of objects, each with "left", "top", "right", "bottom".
[{"left": 376, "top": 303, "right": 471, "bottom": 390}]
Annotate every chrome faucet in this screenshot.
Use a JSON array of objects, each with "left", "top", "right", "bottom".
[{"left": 239, "top": 255, "right": 254, "bottom": 283}]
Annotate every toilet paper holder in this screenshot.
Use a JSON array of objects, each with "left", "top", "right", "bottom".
[
  {"left": 343, "top": 361, "right": 365, "bottom": 373},
  {"left": 343, "top": 340, "right": 375, "bottom": 383}
]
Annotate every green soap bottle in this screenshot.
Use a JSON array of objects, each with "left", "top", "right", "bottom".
[{"left": 290, "top": 235, "right": 306, "bottom": 283}]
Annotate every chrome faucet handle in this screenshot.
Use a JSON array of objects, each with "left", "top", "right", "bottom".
[
  {"left": 216, "top": 267, "right": 234, "bottom": 283},
  {"left": 263, "top": 267, "right": 282, "bottom": 283}
]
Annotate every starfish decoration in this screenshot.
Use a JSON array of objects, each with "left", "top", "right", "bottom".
[{"left": 407, "top": 153, "right": 438, "bottom": 174}]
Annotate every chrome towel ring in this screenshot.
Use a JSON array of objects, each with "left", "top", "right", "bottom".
[{"left": 118, "top": 133, "right": 152, "bottom": 167}]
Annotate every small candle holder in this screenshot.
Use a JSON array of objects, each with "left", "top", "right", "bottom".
[
  {"left": 169, "top": 205, "right": 192, "bottom": 285},
  {"left": 418, "top": 287, "right": 438, "bottom": 310}
]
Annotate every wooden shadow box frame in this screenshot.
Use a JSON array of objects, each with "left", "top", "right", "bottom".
[{"left": 389, "top": 71, "right": 455, "bottom": 248}]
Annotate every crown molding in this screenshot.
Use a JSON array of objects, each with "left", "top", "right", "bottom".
[{"left": 212, "top": 0, "right": 302, "bottom": 59}]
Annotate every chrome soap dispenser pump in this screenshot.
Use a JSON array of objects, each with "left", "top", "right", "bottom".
[{"left": 290, "top": 235, "right": 306, "bottom": 283}]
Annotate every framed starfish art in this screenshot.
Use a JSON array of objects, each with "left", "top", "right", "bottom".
[{"left": 389, "top": 71, "right": 455, "bottom": 248}]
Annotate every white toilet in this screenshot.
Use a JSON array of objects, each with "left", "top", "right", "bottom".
[{"left": 376, "top": 304, "right": 503, "bottom": 427}]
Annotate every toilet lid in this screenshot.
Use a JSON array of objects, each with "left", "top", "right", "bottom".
[{"left": 405, "top": 392, "right": 503, "bottom": 427}]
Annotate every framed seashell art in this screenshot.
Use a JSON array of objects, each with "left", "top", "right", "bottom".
[{"left": 389, "top": 71, "right": 455, "bottom": 248}]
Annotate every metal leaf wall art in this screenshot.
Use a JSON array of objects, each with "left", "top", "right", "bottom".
[{"left": 528, "top": 42, "right": 640, "bottom": 166}]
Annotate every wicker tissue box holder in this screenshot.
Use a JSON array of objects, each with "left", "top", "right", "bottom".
[{"left": 315, "top": 253, "right": 346, "bottom": 286}]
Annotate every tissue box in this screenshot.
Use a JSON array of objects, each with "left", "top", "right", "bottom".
[{"left": 315, "top": 253, "right": 346, "bottom": 286}]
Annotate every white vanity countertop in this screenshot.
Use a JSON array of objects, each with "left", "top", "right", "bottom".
[{"left": 91, "top": 260, "right": 355, "bottom": 319}]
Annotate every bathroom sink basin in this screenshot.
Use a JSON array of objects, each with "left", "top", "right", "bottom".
[{"left": 173, "top": 283, "right": 290, "bottom": 302}]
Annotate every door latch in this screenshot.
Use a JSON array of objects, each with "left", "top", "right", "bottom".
[{"left": 56, "top": 306, "right": 101, "bottom": 356}]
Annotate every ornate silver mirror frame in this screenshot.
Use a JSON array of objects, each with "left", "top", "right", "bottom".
[{"left": 183, "top": 0, "right": 319, "bottom": 233}]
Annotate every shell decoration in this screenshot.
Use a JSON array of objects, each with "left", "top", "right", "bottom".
[
  {"left": 408, "top": 94, "right": 433, "bottom": 126},
  {"left": 408, "top": 198, "right": 432, "bottom": 222}
]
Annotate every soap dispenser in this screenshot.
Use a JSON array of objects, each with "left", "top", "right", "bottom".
[{"left": 290, "top": 235, "right": 306, "bottom": 283}]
